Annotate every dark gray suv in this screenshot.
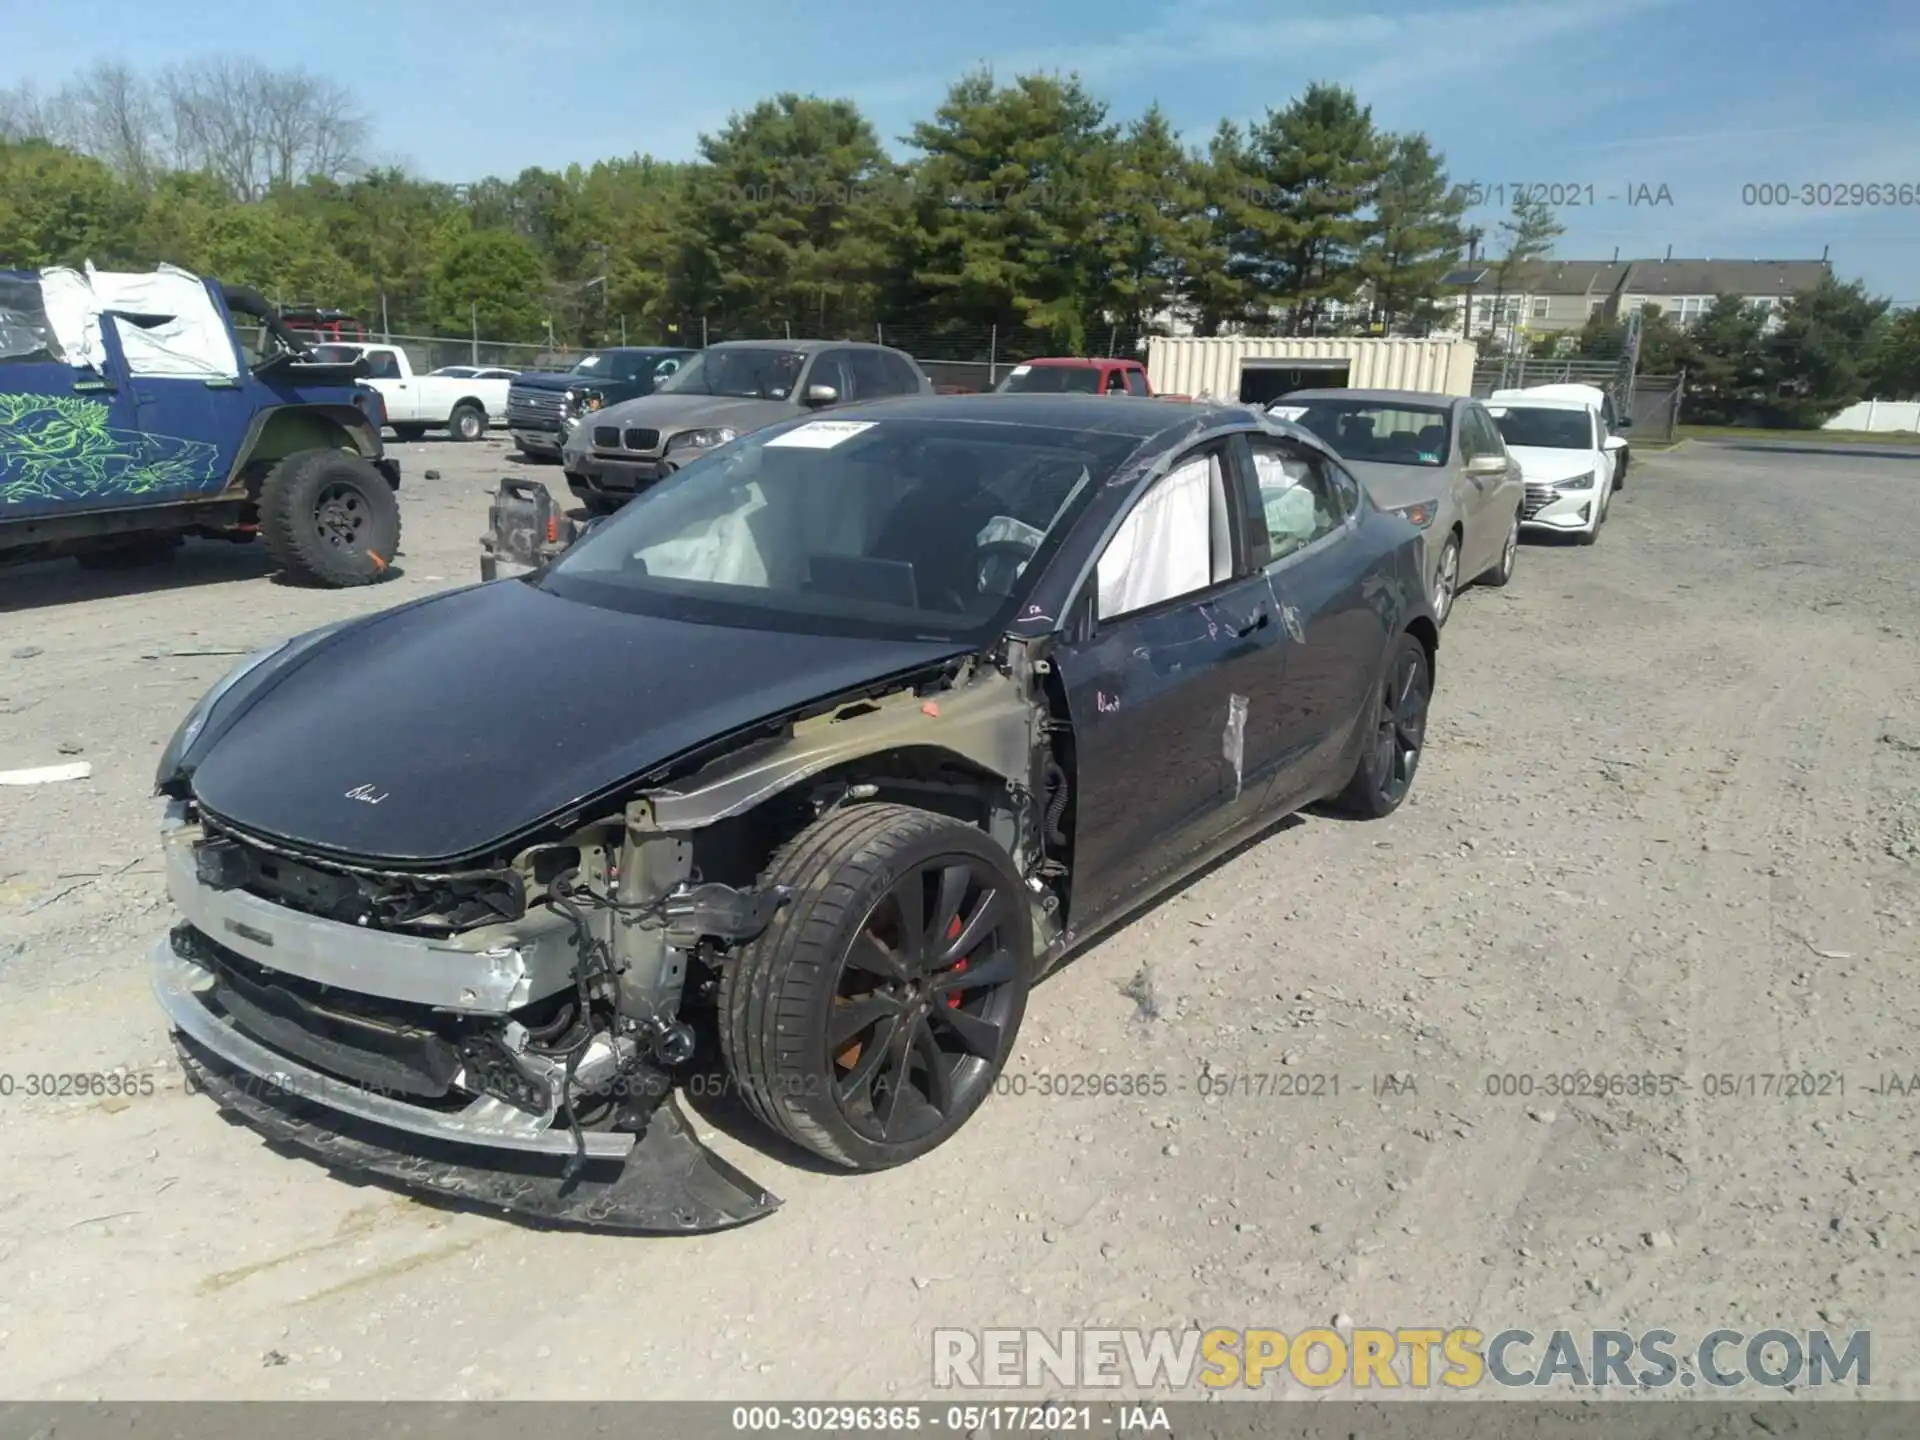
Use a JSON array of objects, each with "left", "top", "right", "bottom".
[{"left": 561, "top": 339, "right": 934, "bottom": 513}]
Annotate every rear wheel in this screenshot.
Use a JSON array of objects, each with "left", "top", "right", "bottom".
[
  {"left": 449, "top": 403, "right": 486, "bottom": 442},
  {"left": 1332, "top": 633, "right": 1431, "bottom": 818},
  {"left": 260, "top": 449, "right": 401, "bottom": 588},
  {"left": 721, "top": 803, "right": 1031, "bottom": 1171}
]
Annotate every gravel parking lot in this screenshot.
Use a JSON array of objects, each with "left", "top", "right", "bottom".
[{"left": 1, "top": 434, "right": 1916, "bottom": 1399}]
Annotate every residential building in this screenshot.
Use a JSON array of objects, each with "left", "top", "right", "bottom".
[{"left": 1441, "top": 257, "right": 1832, "bottom": 340}]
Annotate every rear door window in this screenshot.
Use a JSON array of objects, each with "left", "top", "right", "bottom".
[
  {"left": 810, "top": 350, "right": 857, "bottom": 401},
  {"left": 881, "top": 351, "right": 926, "bottom": 395}
]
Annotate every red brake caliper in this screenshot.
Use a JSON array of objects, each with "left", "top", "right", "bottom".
[{"left": 945, "top": 915, "right": 966, "bottom": 1007}]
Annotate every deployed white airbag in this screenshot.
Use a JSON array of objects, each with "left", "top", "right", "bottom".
[{"left": 1096, "top": 453, "right": 1217, "bottom": 619}]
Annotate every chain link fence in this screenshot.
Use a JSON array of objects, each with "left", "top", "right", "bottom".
[{"left": 285, "top": 318, "right": 1152, "bottom": 391}]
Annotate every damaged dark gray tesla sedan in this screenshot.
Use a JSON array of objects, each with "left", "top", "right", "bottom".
[{"left": 151, "top": 394, "right": 1439, "bottom": 1233}]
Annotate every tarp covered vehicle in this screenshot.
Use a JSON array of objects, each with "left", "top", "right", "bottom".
[{"left": 0, "top": 264, "right": 400, "bottom": 584}]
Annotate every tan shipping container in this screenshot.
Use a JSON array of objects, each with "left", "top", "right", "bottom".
[{"left": 1147, "top": 336, "right": 1479, "bottom": 405}]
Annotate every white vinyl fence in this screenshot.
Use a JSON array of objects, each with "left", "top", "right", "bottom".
[{"left": 1823, "top": 399, "right": 1920, "bottom": 433}]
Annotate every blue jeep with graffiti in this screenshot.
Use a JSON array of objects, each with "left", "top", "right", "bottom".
[{"left": 0, "top": 264, "right": 400, "bottom": 586}]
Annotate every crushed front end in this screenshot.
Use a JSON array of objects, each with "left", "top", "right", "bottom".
[{"left": 151, "top": 799, "right": 785, "bottom": 1233}]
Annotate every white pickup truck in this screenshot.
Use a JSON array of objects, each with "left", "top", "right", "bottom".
[{"left": 310, "top": 343, "right": 513, "bottom": 441}]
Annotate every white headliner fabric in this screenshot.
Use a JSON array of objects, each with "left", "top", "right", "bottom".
[
  {"left": 38, "top": 263, "right": 239, "bottom": 380},
  {"left": 1097, "top": 453, "right": 1219, "bottom": 619}
]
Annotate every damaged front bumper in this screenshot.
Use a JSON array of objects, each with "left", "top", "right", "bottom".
[{"left": 150, "top": 818, "right": 781, "bottom": 1233}]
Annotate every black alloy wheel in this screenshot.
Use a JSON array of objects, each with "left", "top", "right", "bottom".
[
  {"left": 826, "top": 855, "right": 1023, "bottom": 1147},
  {"left": 1332, "top": 633, "right": 1430, "bottom": 818},
  {"left": 720, "top": 803, "right": 1032, "bottom": 1170}
]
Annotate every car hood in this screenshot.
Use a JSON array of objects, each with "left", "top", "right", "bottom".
[
  {"left": 186, "top": 581, "right": 973, "bottom": 864},
  {"left": 1505, "top": 446, "right": 1600, "bottom": 483},
  {"left": 507, "top": 371, "right": 596, "bottom": 392},
  {"left": 586, "top": 392, "right": 799, "bottom": 434},
  {"left": 1341, "top": 459, "right": 1455, "bottom": 513}
]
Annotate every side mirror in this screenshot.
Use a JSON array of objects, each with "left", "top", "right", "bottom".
[
  {"left": 1467, "top": 452, "right": 1508, "bottom": 477},
  {"left": 1614, "top": 416, "right": 1633, "bottom": 431},
  {"left": 803, "top": 383, "right": 839, "bottom": 407}
]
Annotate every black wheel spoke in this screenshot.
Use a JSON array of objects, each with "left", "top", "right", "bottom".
[
  {"left": 828, "top": 992, "right": 900, "bottom": 1050},
  {"left": 914, "top": 1018, "right": 955, "bottom": 1114},
  {"left": 932, "top": 947, "right": 1017, "bottom": 995},
  {"left": 888, "top": 872, "right": 926, "bottom": 953},
  {"left": 834, "top": 1012, "right": 901, "bottom": 1102},
  {"left": 843, "top": 931, "right": 908, "bottom": 982},
  {"left": 928, "top": 1002, "right": 1004, "bottom": 1060},
  {"left": 925, "top": 863, "right": 971, "bottom": 966},
  {"left": 938, "top": 886, "right": 1004, "bottom": 967},
  {"left": 875, "top": 1017, "right": 916, "bottom": 1135}
]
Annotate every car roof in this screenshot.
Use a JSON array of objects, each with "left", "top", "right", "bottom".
[
  {"left": 1486, "top": 395, "right": 1593, "bottom": 412},
  {"left": 818, "top": 392, "right": 1279, "bottom": 440},
  {"left": 704, "top": 338, "right": 914, "bottom": 355},
  {"left": 1494, "top": 383, "right": 1606, "bottom": 400},
  {"left": 1022, "top": 356, "right": 1138, "bottom": 367},
  {"left": 1281, "top": 388, "right": 1461, "bottom": 405}
]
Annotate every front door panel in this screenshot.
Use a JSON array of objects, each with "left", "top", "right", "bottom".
[
  {"left": 1052, "top": 574, "right": 1283, "bottom": 925},
  {"left": 121, "top": 372, "right": 249, "bottom": 502}
]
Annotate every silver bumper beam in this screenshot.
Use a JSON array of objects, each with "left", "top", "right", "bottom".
[
  {"left": 151, "top": 943, "right": 634, "bottom": 1160},
  {"left": 161, "top": 821, "right": 577, "bottom": 1014}
]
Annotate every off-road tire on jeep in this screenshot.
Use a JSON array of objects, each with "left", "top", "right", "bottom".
[
  {"left": 260, "top": 449, "right": 401, "bottom": 588},
  {"left": 391, "top": 424, "right": 428, "bottom": 442},
  {"left": 720, "top": 802, "right": 1032, "bottom": 1171},
  {"left": 450, "top": 403, "right": 486, "bottom": 442}
]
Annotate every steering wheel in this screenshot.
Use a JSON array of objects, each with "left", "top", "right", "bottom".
[{"left": 974, "top": 537, "right": 1040, "bottom": 599}]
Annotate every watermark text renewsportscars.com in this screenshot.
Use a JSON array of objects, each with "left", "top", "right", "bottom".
[{"left": 932, "top": 1327, "right": 1870, "bottom": 1391}]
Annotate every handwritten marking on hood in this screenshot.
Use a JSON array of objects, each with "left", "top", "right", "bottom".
[{"left": 344, "top": 783, "right": 388, "bottom": 805}]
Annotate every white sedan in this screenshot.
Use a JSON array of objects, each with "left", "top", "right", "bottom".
[{"left": 1489, "top": 397, "right": 1618, "bottom": 546}]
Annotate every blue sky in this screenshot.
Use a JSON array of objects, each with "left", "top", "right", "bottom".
[{"left": 7, "top": 0, "right": 1919, "bottom": 298}]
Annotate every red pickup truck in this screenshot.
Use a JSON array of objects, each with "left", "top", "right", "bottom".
[{"left": 992, "top": 357, "right": 1188, "bottom": 399}]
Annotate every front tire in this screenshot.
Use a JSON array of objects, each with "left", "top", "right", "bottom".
[
  {"left": 1431, "top": 532, "right": 1461, "bottom": 626},
  {"left": 390, "top": 424, "right": 428, "bottom": 442},
  {"left": 260, "top": 449, "right": 402, "bottom": 588},
  {"left": 1331, "top": 632, "right": 1431, "bottom": 818},
  {"left": 1478, "top": 509, "right": 1520, "bottom": 588},
  {"left": 720, "top": 803, "right": 1032, "bottom": 1171}
]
